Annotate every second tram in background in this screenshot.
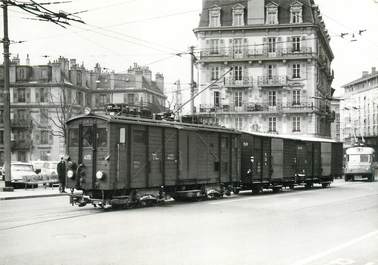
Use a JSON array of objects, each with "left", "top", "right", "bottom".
[{"left": 344, "top": 145, "right": 378, "bottom": 182}]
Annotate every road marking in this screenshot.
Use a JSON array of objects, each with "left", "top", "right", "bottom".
[{"left": 292, "top": 230, "right": 378, "bottom": 265}]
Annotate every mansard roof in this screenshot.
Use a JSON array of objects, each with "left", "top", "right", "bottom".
[{"left": 198, "top": 0, "right": 315, "bottom": 27}]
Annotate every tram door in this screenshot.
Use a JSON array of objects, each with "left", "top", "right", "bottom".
[{"left": 79, "top": 124, "right": 97, "bottom": 189}]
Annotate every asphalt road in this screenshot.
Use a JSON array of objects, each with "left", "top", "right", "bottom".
[{"left": 0, "top": 180, "right": 377, "bottom": 265}]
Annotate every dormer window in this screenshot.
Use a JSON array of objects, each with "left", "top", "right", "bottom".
[
  {"left": 209, "top": 6, "right": 221, "bottom": 27},
  {"left": 232, "top": 4, "right": 245, "bottom": 26},
  {"left": 266, "top": 2, "right": 279, "bottom": 25},
  {"left": 290, "top": 1, "right": 303, "bottom": 24}
]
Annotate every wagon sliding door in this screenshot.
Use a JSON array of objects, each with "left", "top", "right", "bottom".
[{"left": 148, "top": 127, "right": 163, "bottom": 187}]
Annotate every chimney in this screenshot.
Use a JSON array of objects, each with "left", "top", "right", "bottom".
[
  {"left": 26, "top": 54, "right": 30, "bottom": 65},
  {"left": 362, "top": 71, "right": 369, "bottom": 77},
  {"left": 155, "top": 73, "right": 164, "bottom": 93},
  {"left": 248, "top": 0, "right": 265, "bottom": 25},
  {"left": 70, "top": 59, "right": 77, "bottom": 69},
  {"left": 142, "top": 66, "right": 152, "bottom": 84},
  {"left": 372, "top": 67, "right": 376, "bottom": 74}
]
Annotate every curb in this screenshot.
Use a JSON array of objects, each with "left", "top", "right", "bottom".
[{"left": 0, "top": 193, "right": 69, "bottom": 201}]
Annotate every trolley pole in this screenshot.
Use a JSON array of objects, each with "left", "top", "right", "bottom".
[
  {"left": 2, "top": 0, "right": 12, "bottom": 189},
  {"left": 189, "top": 46, "right": 195, "bottom": 115}
]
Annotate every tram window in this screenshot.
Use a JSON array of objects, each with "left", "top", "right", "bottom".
[
  {"left": 82, "top": 126, "right": 93, "bottom": 147},
  {"left": 360, "top": 154, "right": 369, "bottom": 163},
  {"left": 69, "top": 129, "right": 79, "bottom": 147},
  {"left": 96, "top": 128, "right": 107, "bottom": 147}
]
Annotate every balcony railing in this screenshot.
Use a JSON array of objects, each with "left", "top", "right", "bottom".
[
  {"left": 258, "top": 76, "right": 288, "bottom": 87},
  {"left": 224, "top": 77, "right": 253, "bottom": 87},
  {"left": 199, "top": 102, "right": 316, "bottom": 114},
  {"left": 11, "top": 118, "right": 33, "bottom": 128},
  {"left": 200, "top": 47, "right": 313, "bottom": 61},
  {"left": 11, "top": 139, "right": 33, "bottom": 151}
]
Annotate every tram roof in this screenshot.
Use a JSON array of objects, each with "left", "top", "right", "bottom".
[
  {"left": 240, "top": 130, "right": 340, "bottom": 143},
  {"left": 67, "top": 113, "right": 241, "bottom": 134},
  {"left": 346, "top": 146, "right": 375, "bottom": 155}
]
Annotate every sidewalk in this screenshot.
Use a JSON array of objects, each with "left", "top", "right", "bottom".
[{"left": 0, "top": 186, "right": 72, "bottom": 200}]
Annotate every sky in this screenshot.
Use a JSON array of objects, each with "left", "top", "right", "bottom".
[{"left": 2, "top": 0, "right": 378, "bottom": 103}]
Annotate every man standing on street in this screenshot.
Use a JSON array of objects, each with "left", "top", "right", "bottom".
[{"left": 57, "top": 156, "right": 66, "bottom": 193}]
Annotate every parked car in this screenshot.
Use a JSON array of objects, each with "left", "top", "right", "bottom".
[
  {"left": 31, "top": 161, "right": 59, "bottom": 186},
  {"left": 2, "top": 162, "right": 40, "bottom": 188}
]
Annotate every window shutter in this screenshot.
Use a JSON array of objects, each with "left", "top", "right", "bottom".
[
  {"left": 277, "top": 37, "right": 282, "bottom": 52},
  {"left": 273, "top": 65, "right": 278, "bottom": 76},
  {"left": 301, "top": 36, "right": 307, "bottom": 50},
  {"left": 262, "top": 37, "right": 267, "bottom": 54},
  {"left": 287, "top": 37, "right": 292, "bottom": 52},
  {"left": 243, "top": 66, "right": 248, "bottom": 81},
  {"left": 13, "top": 91, "right": 18, "bottom": 103},
  {"left": 220, "top": 39, "right": 225, "bottom": 54},
  {"left": 301, "top": 63, "right": 307, "bottom": 79},
  {"left": 244, "top": 38, "right": 248, "bottom": 55},
  {"left": 36, "top": 91, "right": 40, "bottom": 103},
  {"left": 26, "top": 88, "right": 31, "bottom": 103}
]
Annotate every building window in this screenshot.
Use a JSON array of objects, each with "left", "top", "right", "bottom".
[
  {"left": 209, "top": 7, "right": 221, "bottom": 27},
  {"left": 268, "top": 37, "right": 276, "bottom": 53},
  {"left": 40, "top": 131, "right": 49, "bottom": 145},
  {"left": 233, "top": 38, "right": 243, "bottom": 56},
  {"left": 292, "top": 37, "right": 301, "bottom": 52},
  {"left": 232, "top": 5, "right": 245, "bottom": 26},
  {"left": 269, "top": 91, "right": 277, "bottom": 106},
  {"left": 293, "top": 116, "right": 301, "bottom": 132},
  {"left": 17, "top": 88, "right": 26, "bottom": 102},
  {"left": 40, "top": 109, "right": 48, "bottom": 124},
  {"left": 234, "top": 91, "right": 243, "bottom": 107},
  {"left": 127, "top": 94, "right": 135, "bottom": 105},
  {"left": 211, "top": 67, "right": 219, "bottom": 80},
  {"left": 0, "top": 110, "right": 3, "bottom": 124},
  {"left": 269, "top": 117, "right": 277, "bottom": 132},
  {"left": 290, "top": 4, "right": 303, "bottom": 24},
  {"left": 266, "top": 7, "right": 278, "bottom": 24},
  {"left": 293, "top": 64, "right": 301, "bottom": 78},
  {"left": 235, "top": 117, "right": 243, "bottom": 130},
  {"left": 293, "top": 90, "right": 301, "bottom": 105},
  {"left": 214, "top": 91, "right": 220, "bottom": 107},
  {"left": 268, "top": 65, "right": 274, "bottom": 79},
  {"left": 0, "top": 130, "right": 3, "bottom": 145},
  {"left": 0, "top": 151, "right": 4, "bottom": 166},
  {"left": 210, "top": 39, "right": 220, "bottom": 55},
  {"left": 234, "top": 66, "right": 243, "bottom": 81}
]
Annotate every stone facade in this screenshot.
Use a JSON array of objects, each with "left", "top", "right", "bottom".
[
  {"left": 341, "top": 67, "right": 378, "bottom": 147},
  {"left": 193, "top": 0, "right": 334, "bottom": 138}
]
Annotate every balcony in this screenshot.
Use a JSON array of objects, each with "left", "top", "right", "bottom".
[
  {"left": 224, "top": 77, "right": 253, "bottom": 88},
  {"left": 199, "top": 47, "right": 313, "bottom": 62},
  {"left": 11, "top": 139, "right": 33, "bottom": 151},
  {"left": 11, "top": 118, "right": 33, "bottom": 129},
  {"left": 198, "top": 102, "right": 316, "bottom": 115},
  {"left": 258, "top": 76, "right": 288, "bottom": 87}
]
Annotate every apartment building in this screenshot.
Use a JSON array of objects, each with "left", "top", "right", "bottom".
[
  {"left": 341, "top": 67, "right": 378, "bottom": 147},
  {"left": 193, "top": 0, "right": 334, "bottom": 138},
  {"left": 0, "top": 56, "right": 166, "bottom": 164}
]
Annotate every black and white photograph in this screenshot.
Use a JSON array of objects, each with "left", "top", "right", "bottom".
[{"left": 1, "top": 0, "right": 378, "bottom": 264}]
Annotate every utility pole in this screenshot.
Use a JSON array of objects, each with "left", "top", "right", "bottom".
[
  {"left": 2, "top": 0, "right": 12, "bottom": 190},
  {"left": 189, "top": 46, "right": 195, "bottom": 115}
]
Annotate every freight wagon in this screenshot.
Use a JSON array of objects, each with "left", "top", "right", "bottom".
[
  {"left": 66, "top": 112, "right": 241, "bottom": 208},
  {"left": 240, "top": 132, "right": 343, "bottom": 193}
]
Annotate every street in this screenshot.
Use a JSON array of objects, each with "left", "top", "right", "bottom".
[{"left": 0, "top": 180, "right": 377, "bottom": 265}]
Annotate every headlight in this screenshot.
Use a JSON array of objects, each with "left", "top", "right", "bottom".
[
  {"left": 67, "top": 170, "right": 74, "bottom": 179},
  {"left": 96, "top": 171, "right": 104, "bottom": 180}
]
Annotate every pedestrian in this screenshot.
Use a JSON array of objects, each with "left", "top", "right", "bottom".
[{"left": 57, "top": 156, "right": 66, "bottom": 193}]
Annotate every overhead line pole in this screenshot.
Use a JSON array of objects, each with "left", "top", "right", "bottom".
[
  {"left": 2, "top": 0, "right": 12, "bottom": 189},
  {"left": 189, "top": 46, "right": 195, "bottom": 115}
]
